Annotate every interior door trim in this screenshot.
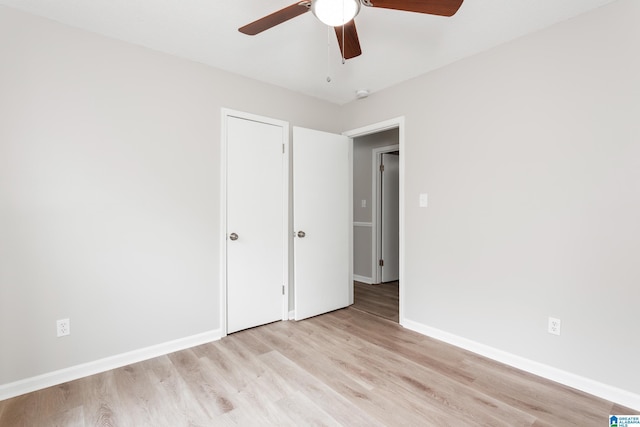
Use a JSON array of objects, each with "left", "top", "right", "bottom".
[{"left": 220, "top": 108, "right": 290, "bottom": 337}]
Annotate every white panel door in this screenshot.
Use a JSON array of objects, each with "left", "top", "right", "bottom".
[
  {"left": 293, "top": 127, "right": 350, "bottom": 321},
  {"left": 226, "top": 115, "right": 286, "bottom": 334},
  {"left": 381, "top": 153, "right": 400, "bottom": 282}
]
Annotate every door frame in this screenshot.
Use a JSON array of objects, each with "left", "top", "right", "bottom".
[
  {"left": 220, "top": 108, "right": 290, "bottom": 337},
  {"left": 343, "top": 117, "right": 405, "bottom": 324},
  {"left": 373, "top": 145, "right": 400, "bottom": 284}
]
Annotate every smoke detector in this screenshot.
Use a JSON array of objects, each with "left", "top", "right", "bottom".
[{"left": 355, "top": 89, "right": 369, "bottom": 99}]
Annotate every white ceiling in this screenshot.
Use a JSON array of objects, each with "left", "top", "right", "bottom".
[{"left": 0, "top": 0, "right": 618, "bottom": 105}]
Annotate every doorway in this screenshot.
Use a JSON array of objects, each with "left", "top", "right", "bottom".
[
  {"left": 377, "top": 149, "right": 400, "bottom": 284},
  {"left": 345, "top": 118, "right": 404, "bottom": 324}
]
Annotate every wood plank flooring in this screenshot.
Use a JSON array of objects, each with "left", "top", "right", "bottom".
[
  {"left": 352, "top": 281, "right": 399, "bottom": 322},
  {"left": 0, "top": 307, "right": 635, "bottom": 426}
]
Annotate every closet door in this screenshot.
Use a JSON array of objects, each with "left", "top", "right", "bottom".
[
  {"left": 293, "top": 126, "right": 350, "bottom": 321},
  {"left": 225, "top": 113, "right": 287, "bottom": 334}
]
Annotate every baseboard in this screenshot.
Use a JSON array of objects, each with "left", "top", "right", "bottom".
[
  {"left": 353, "top": 274, "right": 374, "bottom": 284},
  {"left": 353, "top": 222, "right": 373, "bottom": 227},
  {"left": 0, "top": 328, "right": 222, "bottom": 401},
  {"left": 288, "top": 310, "right": 295, "bottom": 320},
  {"left": 402, "top": 319, "right": 640, "bottom": 411}
]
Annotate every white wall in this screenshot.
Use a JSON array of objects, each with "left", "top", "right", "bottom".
[
  {"left": 340, "top": 0, "right": 640, "bottom": 400},
  {"left": 0, "top": 5, "right": 340, "bottom": 388}
]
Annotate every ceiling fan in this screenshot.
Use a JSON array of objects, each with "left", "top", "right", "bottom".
[{"left": 238, "top": 0, "right": 464, "bottom": 60}]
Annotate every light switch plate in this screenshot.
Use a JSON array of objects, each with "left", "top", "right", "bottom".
[{"left": 419, "top": 193, "right": 428, "bottom": 208}]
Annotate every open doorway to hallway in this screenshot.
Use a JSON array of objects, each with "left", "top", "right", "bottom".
[{"left": 352, "top": 127, "right": 400, "bottom": 322}]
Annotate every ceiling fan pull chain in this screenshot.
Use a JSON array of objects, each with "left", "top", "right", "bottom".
[
  {"left": 342, "top": 0, "right": 346, "bottom": 64},
  {"left": 326, "top": 26, "right": 332, "bottom": 82},
  {"left": 341, "top": 21, "right": 346, "bottom": 64}
]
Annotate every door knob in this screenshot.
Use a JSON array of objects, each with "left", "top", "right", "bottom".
[
  {"left": 229, "top": 232, "right": 239, "bottom": 241},
  {"left": 297, "top": 231, "right": 306, "bottom": 238}
]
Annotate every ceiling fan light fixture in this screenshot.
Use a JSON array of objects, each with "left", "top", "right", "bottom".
[{"left": 312, "top": 0, "right": 360, "bottom": 27}]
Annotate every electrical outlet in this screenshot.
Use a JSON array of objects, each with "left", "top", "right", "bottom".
[
  {"left": 548, "top": 317, "right": 561, "bottom": 336},
  {"left": 57, "top": 318, "right": 70, "bottom": 337}
]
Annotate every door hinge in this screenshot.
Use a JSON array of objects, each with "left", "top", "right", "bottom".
[
  {"left": 379, "top": 259, "right": 384, "bottom": 266},
  {"left": 282, "top": 143, "right": 285, "bottom": 154},
  {"left": 282, "top": 285, "right": 285, "bottom": 295},
  {"left": 380, "top": 164, "right": 385, "bottom": 172}
]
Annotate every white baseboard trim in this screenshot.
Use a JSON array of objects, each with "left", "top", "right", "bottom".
[
  {"left": 353, "top": 221, "right": 373, "bottom": 227},
  {"left": 353, "top": 274, "right": 374, "bottom": 284},
  {"left": 402, "top": 319, "right": 640, "bottom": 411},
  {"left": 0, "top": 328, "right": 222, "bottom": 401},
  {"left": 288, "top": 310, "right": 295, "bottom": 320}
]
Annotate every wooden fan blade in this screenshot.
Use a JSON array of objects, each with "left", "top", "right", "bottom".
[
  {"left": 334, "top": 20, "right": 362, "bottom": 60},
  {"left": 366, "top": 0, "right": 464, "bottom": 17},
  {"left": 239, "top": 2, "right": 310, "bottom": 35}
]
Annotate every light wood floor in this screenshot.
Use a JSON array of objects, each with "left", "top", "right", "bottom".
[
  {"left": 353, "top": 280, "right": 399, "bottom": 322},
  {"left": 1, "top": 308, "right": 635, "bottom": 426}
]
